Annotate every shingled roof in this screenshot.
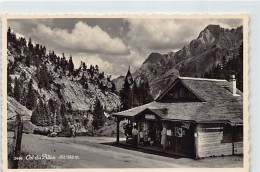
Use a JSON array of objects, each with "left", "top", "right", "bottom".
[{"left": 113, "top": 77, "right": 243, "bottom": 125}]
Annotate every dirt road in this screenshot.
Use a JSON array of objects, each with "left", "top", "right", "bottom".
[{"left": 7, "top": 132, "right": 243, "bottom": 168}]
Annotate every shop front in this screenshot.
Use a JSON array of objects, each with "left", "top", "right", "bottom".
[
  {"left": 162, "top": 121, "right": 195, "bottom": 157},
  {"left": 138, "top": 119, "right": 162, "bottom": 147},
  {"left": 116, "top": 108, "right": 196, "bottom": 158}
]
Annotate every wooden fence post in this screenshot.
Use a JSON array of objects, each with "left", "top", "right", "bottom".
[
  {"left": 116, "top": 117, "right": 120, "bottom": 143},
  {"left": 12, "top": 113, "right": 23, "bottom": 169}
]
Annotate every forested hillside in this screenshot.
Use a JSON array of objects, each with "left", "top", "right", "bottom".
[{"left": 7, "top": 28, "right": 120, "bottom": 134}]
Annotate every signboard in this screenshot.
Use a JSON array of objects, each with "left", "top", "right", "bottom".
[
  {"left": 175, "top": 127, "right": 182, "bottom": 137},
  {"left": 182, "top": 123, "right": 190, "bottom": 129},
  {"left": 194, "top": 132, "right": 198, "bottom": 137},
  {"left": 201, "top": 126, "right": 223, "bottom": 132},
  {"left": 167, "top": 129, "right": 172, "bottom": 136},
  {"left": 145, "top": 114, "right": 155, "bottom": 120}
]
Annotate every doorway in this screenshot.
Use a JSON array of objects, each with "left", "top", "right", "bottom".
[
  {"left": 139, "top": 120, "right": 162, "bottom": 147},
  {"left": 165, "top": 121, "right": 195, "bottom": 157}
]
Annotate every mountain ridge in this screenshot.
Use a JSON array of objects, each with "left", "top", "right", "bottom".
[{"left": 114, "top": 24, "right": 243, "bottom": 97}]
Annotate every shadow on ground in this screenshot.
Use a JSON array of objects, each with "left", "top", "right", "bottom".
[{"left": 102, "top": 142, "right": 184, "bottom": 159}]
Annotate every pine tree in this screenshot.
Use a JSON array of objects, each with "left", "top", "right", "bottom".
[
  {"left": 48, "top": 98, "right": 55, "bottom": 115},
  {"left": 80, "top": 73, "right": 88, "bottom": 90},
  {"left": 131, "top": 81, "right": 136, "bottom": 106},
  {"left": 31, "top": 102, "right": 41, "bottom": 125},
  {"left": 95, "top": 65, "right": 99, "bottom": 73},
  {"left": 25, "top": 55, "right": 31, "bottom": 67},
  {"left": 66, "top": 102, "right": 72, "bottom": 115},
  {"left": 37, "top": 64, "right": 52, "bottom": 89},
  {"left": 7, "top": 27, "right": 16, "bottom": 43},
  {"left": 107, "top": 75, "right": 111, "bottom": 82},
  {"left": 7, "top": 70, "right": 13, "bottom": 96},
  {"left": 43, "top": 103, "right": 51, "bottom": 126},
  {"left": 99, "top": 72, "right": 105, "bottom": 79},
  {"left": 82, "top": 62, "right": 87, "bottom": 71},
  {"left": 31, "top": 99, "right": 45, "bottom": 126},
  {"left": 55, "top": 108, "right": 63, "bottom": 126},
  {"left": 92, "top": 98, "right": 106, "bottom": 131},
  {"left": 13, "top": 77, "right": 22, "bottom": 103},
  {"left": 68, "top": 55, "right": 74, "bottom": 73},
  {"left": 20, "top": 87, "right": 27, "bottom": 106},
  {"left": 120, "top": 85, "right": 131, "bottom": 110},
  {"left": 20, "top": 37, "right": 27, "bottom": 48},
  {"left": 28, "top": 38, "right": 33, "bottom": 52},
  {"left": 120, "top": 66, "right": 134, "bottom": 110},
  {"left": 7, "top": 27, "right": 11, "bottom": 39},
  {"left": 61, "top": 53, "right": 67, "bottom": 72},
  {"left": 26, "top": 79, "right": 37, "bottom": 110},
  {"left": 111, "top": 82, "right": 116, "bottom": 93},
  {"left": 81, "top": 73, "right": 85, "bottom": 81},
  {"left": 60, "top": 103, "right": 67, "bottom": 117},
  {"left": 89, "top": 65, "right": 94, "bottom": 78},
  {"left": 10, "top": 60, "right": 18, "bottom": 74}
]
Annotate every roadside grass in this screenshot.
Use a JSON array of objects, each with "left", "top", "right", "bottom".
[{"left": 8, "top": 139, "right": 55, "bottom": 169}]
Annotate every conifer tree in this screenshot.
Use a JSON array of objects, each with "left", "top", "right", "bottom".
[
  {"left": 111, "top": 82, "right": 116, "bottom": 94},
  {"left": 60, "top": 103, "right": 67, "bottom": 117},
  {"left": 55, "top": 108, "right": 63, "bottom": 126},
  {"left": 132, "top": 81, "right": 139, "bottom": 107},
  {"left": 37, "top": 64, "right": 52, "bottom": 89},
  {"left": 28, "top": 38, "right": 33, "bottom": 52},
  {"left": 26, "top": 79, "right": 37, "bottom": 110},
  {"left": 31, "top": 99, "right": 45, "bottom": 126},
  {"left": 120, "top": 67, "right": 134, "bottom": 110},
  {"left": 82, "top": 62, "right": 87, "bottom": 71},
  {"left": 7, "top": 70, "right": 13, "bottom": 96},
  {"left": 95, "top": 65, "right": 99, "bottom": 73},
  {"left": 66, "top": 102, "right": 73, "bottom": 115},
  {"left": 7, "top": 27, "right": 11, "bottom": 39},
  {"left": 20, "top": 87, "right": 27, "bottom": 106},
  {"left": 25, "top": 55, "right": 31, "bottom": 67},
  {"left": 68, "top": 55, "right": 74, "bottom": 73},
  {"left": 13, "top": 77, "right": 22, "bottom": 103},
  {"left": 48, "top": 98, "right": 55, "bottom": 115},
  {"left": 92, "top": 98, "right": 106, "bottom": 131}
]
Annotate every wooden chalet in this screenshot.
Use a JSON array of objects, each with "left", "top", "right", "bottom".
[{"left": 113, "top": 76, "right": 243, "bottom": 158}]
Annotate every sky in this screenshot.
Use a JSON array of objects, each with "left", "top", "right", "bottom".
[{"left": 8, "top": 18, "right": 242, "bottom": 78}]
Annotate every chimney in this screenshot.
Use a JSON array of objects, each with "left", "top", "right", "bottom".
[{"left": 229, "top": 75, "right": 237, "bottom": 96}]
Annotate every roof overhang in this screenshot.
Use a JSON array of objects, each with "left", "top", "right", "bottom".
[{"left": 113, "top": 108, "right": 164, "bottom": 119}]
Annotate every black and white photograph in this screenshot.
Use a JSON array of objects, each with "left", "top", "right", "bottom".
[{"left": 1, "top": 14, "right": 248, "bottom": 170}]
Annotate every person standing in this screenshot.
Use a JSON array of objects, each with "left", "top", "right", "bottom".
[
  {"left": 140, "top": 131, "right": 144, "bottom": 146},
  {"left": 161, "top": 127, "right": 167, "bottom": 151},
  {"left": 70, "top": 124, "right": 76, "bottom": 138},
  {"left": 132, "top": 126, "right": 138, "bottom": 147}
]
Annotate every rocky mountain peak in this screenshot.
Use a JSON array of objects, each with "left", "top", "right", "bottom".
[
  {"left": 198, "top": 25, "right": 222, "bottom": 39},
  {"left": 143, "top": 52, "right": 165, "bottom": 65}
]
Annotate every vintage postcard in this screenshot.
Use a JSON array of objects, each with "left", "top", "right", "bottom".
[{"left": 1, "top": 14, "right": 249, "bottom": 171}]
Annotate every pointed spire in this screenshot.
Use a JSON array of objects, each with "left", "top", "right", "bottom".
[{"left": 125, "top": 65, "right": 134, "bottom": 86}]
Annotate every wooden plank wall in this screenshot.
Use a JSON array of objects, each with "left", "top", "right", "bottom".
[
  {"left": 234, "top": 142, "right": 243, "bottom": 154},
  {"left": 233, "top": 125, "right": 243, "bottom": 155},
  {"left": 197, "top": 124, "right": 232, "bottom": 158}
]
